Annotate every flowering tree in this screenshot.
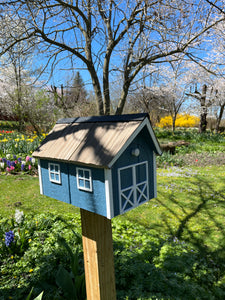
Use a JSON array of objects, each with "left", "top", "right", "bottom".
[
  {"left": 0, "top": 15, "right": 57, "bottom": 132},
  {"left": 151, "top": 62, "right": 189, "bottom": 131},
  {"left": 0, "top": 15, "right": 37, "bottom": 129},
  {"left": 127, "top": 61, "right": 189, "bottom": 131},
  {"left": 212, "top": 78, "right": 225, "bottom": 132},
  {"left": 0, "top": 0, "right": 224, "bottom": 116},
  {"left": 186, "top": 73, "right": 225, "bottom": 133},
  {"left": 208, "top": 21, "right": 225, "bottom": 132},
  {"left": 185, "top": 17, "right": 225, "bottom": 133},
  {"left": 0, "top": 75, "right": 12, "bottom": 119}
]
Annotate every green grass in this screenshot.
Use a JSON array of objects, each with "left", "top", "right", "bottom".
[
  {"left": 1, "top": 124, "right": 225, "bottom": 299},
  {"left": 124, "top": 166, "right": 225, "bottom": 252},
  {"left": 0, "top": 175, "right": 79, "bottom": 218},
  {"left": 1, "top": 165, "right": 224, "bottom": 254}
]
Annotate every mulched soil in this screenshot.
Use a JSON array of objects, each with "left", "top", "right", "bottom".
[{"left": 177, "top": 152, "right": 225, "bottom": 167}]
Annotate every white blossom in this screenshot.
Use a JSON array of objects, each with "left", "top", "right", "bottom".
[{"left": 15, "top": 210, "right": 24, "bottom": 225}]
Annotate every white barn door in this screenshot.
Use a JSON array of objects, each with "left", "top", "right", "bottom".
[{"left": 118, "top": 161, "right": 149, "bottom": 214}]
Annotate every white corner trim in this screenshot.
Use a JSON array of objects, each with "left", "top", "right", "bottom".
[
  {"left": 153, "top": 152, "right": 157, "bottom": 198},
  {"left": 38, "top": 159, "right": 43, "bottom": 194},
  {"left": 104, "top": 169, "right": 114, "bottom": 219}
]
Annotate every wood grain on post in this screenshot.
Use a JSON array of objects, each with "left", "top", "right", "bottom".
[{"left": 80, "top": 209, "right": 116, "bottom": 300}]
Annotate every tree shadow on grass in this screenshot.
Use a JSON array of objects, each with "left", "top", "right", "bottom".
[
  {"left": 1, "top": 175, "right": 225, "bottom": 299},
  {"left": 114, "top": 237, "right": 225, "bottom": 300},
  {"left": 117, "top": 174, "right": 225, "bottom": 299},
  {"left": 156, "top": 175, "right": 225, "bottom": 251}
]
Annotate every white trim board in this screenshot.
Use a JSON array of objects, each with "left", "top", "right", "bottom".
[
  {"left": 38, "top": 159, "right": 43, "bottom": 194},
  {"left": 104, "top": 169, "right": 114, "bottom": 219}
]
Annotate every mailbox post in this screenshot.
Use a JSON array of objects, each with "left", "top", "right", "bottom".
[
  {"left": 32, "top": 113, "right": 162, "bottom": 300},
  {"left": 81, "top": 209, "right": 116, "bottom": 300}
]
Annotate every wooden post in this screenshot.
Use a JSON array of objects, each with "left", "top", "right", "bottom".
[{"left": 80, "top": 209, "right": 116, "bottom": 300}]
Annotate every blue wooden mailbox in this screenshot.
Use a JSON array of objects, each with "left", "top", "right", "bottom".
[{"left": 32, "top": 113, "right": 162, "bottom": 219}]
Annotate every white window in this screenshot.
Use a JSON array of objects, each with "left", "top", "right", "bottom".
[
  {"left": 76, "top": 168, "right": 92, "bottom": 192},
  {"left": 48, "top": 163, "right": 61, "bottom": 184},
  {"left": 118, "top": 161, "right": 149, "bottom": 214}
]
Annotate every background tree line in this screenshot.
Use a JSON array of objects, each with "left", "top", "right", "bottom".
[{"left": 0, "top": 0, "right": 225, "bottom": 133}]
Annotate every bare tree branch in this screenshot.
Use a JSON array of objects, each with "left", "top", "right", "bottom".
[{"left": 1, "top": 0, "right": 224, "bottom": 115}]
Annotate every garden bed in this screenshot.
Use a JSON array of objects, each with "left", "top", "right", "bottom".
[{"left": 1, "top": 124, "right": 225, "bottom": 299}]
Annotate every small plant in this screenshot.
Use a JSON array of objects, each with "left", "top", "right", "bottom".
[
  {"left": 0, "top": 210, "right": 31, "bottom": 257},
  {"left": 56, "top": 236, "right": 86, "bottom": 300},
  {"left": 157, "top": 151, "right": 184, "bottom": 168},
  {"left": 25, "top": 288, "right": 44, "bottom": 300}
]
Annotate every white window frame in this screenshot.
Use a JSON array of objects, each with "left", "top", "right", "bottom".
[
  {"left": 48, "top": 162, "right": 61, "bottom": 184},
  {"left": 76, "top": 167, "right": 93, "bottom": 192}
]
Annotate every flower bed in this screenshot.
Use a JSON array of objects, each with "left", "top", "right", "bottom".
[
  {"left": 0, "top": 154, "right": 37, "bottom": 175},
  {"left": 0, "top": 130, "right": 46, "bottom": 157},
  {"left": 0, "top": 128, "right": 46, "bottom": 175}
]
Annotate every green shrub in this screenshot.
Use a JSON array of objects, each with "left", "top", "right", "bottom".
[
  {"left": 0, "top": 212, "right": 84, "bottom": 300},
  {"left": 1, "top": 211, "right": 225, "bottom": 299},
  {"left": 156, "top": 152, "right": 184, "bottom": 168}
]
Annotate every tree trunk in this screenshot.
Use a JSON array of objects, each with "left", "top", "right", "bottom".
[
  {"left": 172, "top": 115, "right": 176, "bottom": 132},
  {"left": 115, "top": 77, "right": 130, "bottom": 115},
  {"left": 103, "top": 50, "right": 112, "bottom": 115},
  {"left": 115, "top": 89, "right": 128, "bottom": 115},
  {"left": 199, "top": 84, "right": 208, "bottom": 133},
  {"left": 215, "top": 103, "right": 225, "bottom": 133},
  {"left": 199, "top": 108, "right": 207, "bottom": 133},
  {"left": 90, "top": 71, "right": 104, "bottom": 115}
]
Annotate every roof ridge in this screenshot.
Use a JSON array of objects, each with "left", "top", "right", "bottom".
[{"left": 56, "top": 113, "right": 149, "bottom": 124}]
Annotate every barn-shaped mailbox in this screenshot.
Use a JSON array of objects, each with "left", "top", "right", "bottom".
[{"left": 32, "top": 113, "right": 162, "bottom": 219}]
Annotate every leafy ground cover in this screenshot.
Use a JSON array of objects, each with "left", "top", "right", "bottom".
[
  {"left": 155, "top": 128, "right": 225, "bottom": 168},
  {"left": 1, "top": 165, "right": 225, "bottom": 299},
  {"left": 0, "top": 123, "right": 225, "bottom": 299}
]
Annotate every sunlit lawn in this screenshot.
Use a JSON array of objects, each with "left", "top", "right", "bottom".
[
  {"left": 0, "top": 159, "right": 225, "bottom": 298},
  {"left": 122, "top": 165, "right": 225, "bottom": 252},
  {"left": 0, "top": 175, "right": 79, "bottom": 218},
  {"left": 1, "top": 165, "right": 224, "bottom": 254}
]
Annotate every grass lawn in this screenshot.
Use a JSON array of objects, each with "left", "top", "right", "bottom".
[
  {"left": 124, "top": 165, "right": 225, "bottom": 252},
  {"left": 1, "top": 126, "right": 225, "bottom": 299},
  {"left": 0, "top": 175, "right": 79, "bottom": 218},
  {"left": 1, "top": 165, "right": 224, "bottom": 254}
]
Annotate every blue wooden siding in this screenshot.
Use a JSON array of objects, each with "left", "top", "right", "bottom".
[
  {"left": 39, "top": 125, "right": 157, "bottom": 218},
  {"left": 40, "top": 159, "right": 107, "bottom": 217},
  {"left": 68, "top": 165, "right": 107, "bottom": 216},
  {"left": 40, "top": 160, "right": 71, "bottom": 204},
  {"left": 111, "top": 127, "right": 155, "bottom": 217}
]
